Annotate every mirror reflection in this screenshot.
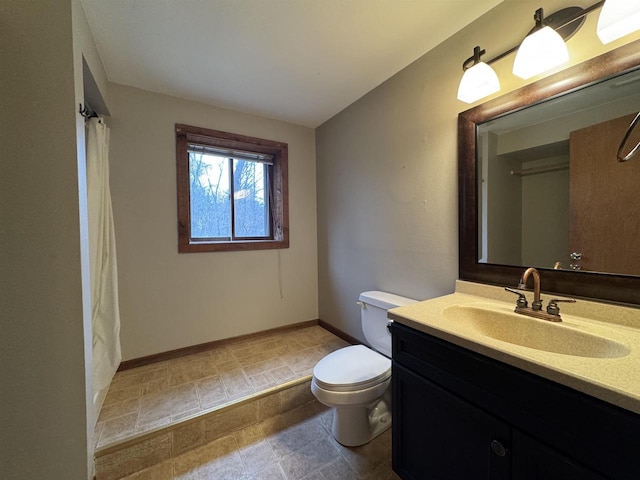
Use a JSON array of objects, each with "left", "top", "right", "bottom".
[{"left": 477, "top": 68, "right": 640, "bottom": 276}]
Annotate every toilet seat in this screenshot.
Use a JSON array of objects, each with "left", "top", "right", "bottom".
[{"left": 313, "top": 345, "right": 391, "bottom": 392}]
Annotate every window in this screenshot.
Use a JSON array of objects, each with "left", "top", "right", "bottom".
[{"left": 176, "top": 124, "right": 288, "bottom": 252}]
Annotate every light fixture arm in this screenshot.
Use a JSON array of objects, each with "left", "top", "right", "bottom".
[
  {"left": 533, "top": 8, "right": 545, "bottom": 30},
  {"left": 471, "top": 1, "right": 606, "bottom": 69},
  {"left": 554, "top": 1, "right": 605, "bottom": 30},
  {"left": 456, "top": 0, "right": 640, "bottom": 105},
  {"left": 462, "top": 46, "right": 486, "bottom": 71}
]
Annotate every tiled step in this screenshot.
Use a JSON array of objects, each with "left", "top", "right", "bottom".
[
  {"left": 95, "top": 325, "right": 348, "bottom": 450},
  {"left": 95, "top": 377, "right": 317, "bottom": 480}
]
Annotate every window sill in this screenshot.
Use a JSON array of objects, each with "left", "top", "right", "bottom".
[{"left": 178, "top": 239, "right": 289, "bottom": 253}]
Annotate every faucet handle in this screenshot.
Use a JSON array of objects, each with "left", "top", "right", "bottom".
[
  {"left": 546, "top": 298, "right": 577, "bottom": 316},
  {"left": 504, "top": 287, "right": 528, "bottom": 308}
]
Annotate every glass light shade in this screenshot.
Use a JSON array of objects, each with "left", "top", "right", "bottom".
[
  {"left": 597, "top": 0, "right": 640, "bottom": 44},
  {"left": 457, "top": 62, "right": 500, "bottom": 104},
  {"left": 513, "top": 26, "right": 569, "bottom": 80}
]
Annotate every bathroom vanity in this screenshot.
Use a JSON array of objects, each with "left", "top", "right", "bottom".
[
  {"left": 390, "top": 37, "right": 640, "bottom": 479},
  {"left": 388, "top": 282, "right": 640, "bottom": 480},
  {"left": 388, "top": 31, "right": 640, "bottom": 480}
]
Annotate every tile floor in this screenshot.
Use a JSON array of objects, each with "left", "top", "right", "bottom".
[
  {"left": 96, "top": 325, "right": 349, "bottom": 449},
  {"left": 118, "top": 400, "right": 400, "bottom": 480}
]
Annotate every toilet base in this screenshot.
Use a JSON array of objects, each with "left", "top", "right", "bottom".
[{"left": 332, "top": 386, "right": 391, "bottom": 447}]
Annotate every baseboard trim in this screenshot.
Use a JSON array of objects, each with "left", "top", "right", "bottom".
[
  {"left": 318, "top": 320, "right": 360, "bottom": 345},
  {"left": 118, "top": 319, "right": 319, "bottom": 371}
]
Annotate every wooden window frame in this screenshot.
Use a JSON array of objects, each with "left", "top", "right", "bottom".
[{"left": 176, "top": 124, "right": 289, "bottom": 253}]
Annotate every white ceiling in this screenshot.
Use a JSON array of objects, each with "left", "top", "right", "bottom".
[{"left": 81, "top": 0, "right": 502, "bottom": 127}]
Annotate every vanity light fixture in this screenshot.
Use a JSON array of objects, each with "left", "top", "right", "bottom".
[
  {"left": 457, "top": 1, "right": 640, "bottom": 104},
  {"left": 597, "top": 0, "right": 640, "bottom": 44},
  {"left": 513, "top": 8, "right": 569, "bottom": 79},
  {"left": 457, "top": 46, "right": 500, "bottom": 104}
]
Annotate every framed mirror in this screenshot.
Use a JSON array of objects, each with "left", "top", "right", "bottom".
[{"left": 458, "top": 39, "right": 640, "bottom": 305}]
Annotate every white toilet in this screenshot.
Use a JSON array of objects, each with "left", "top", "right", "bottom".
[{"left": 311, "top": 291, "right": 417, "bottom": 446}]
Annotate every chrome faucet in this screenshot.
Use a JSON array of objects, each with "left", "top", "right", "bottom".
[{"left": 505, "top": 267, "right": 575, "bottom": 322}]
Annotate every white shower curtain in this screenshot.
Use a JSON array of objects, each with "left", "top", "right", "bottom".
[{"left": 86, "top": 117, "right": 122, "bottom": 417}]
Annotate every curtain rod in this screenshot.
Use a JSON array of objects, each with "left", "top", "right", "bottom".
[
  {"left": 79, "top": 103, "right": 98, "bottom": 120},
  {"left": 510, "top": 163, "right": 570, "bottom": 177}
]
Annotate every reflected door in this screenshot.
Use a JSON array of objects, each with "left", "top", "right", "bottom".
[{"left": 569, "top": 113, "right": 640, "bottom": 275}]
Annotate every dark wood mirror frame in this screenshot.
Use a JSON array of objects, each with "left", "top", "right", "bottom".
[{"left": 458, "top": 39, "right": 640, "bottom": 306}]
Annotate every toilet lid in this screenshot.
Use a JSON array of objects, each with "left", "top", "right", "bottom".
[{"left": 313, "top": 345, "right": 391, "bottom": 392}]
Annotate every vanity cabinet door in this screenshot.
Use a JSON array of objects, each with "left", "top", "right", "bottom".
[
  {"left": 512, "top": 430, "right": 606, "bottom": 480},
  {"left": 392, "top": 363, "right": 511, "bottom": 480}
]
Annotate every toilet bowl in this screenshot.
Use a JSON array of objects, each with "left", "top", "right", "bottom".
[
  {"left": 311, "top": 344, "right": 392, "bottom": 446},
  {"left": 311, "top": 291, "right": 417, "bottom": 446}
]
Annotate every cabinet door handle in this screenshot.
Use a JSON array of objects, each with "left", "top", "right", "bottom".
[{"left": 490, "top": 439, "right": 508, "bottom": 457}]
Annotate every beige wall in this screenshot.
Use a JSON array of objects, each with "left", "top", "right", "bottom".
[
  {"left": 108, "top": 84, "right": 318, "bottom": 360},
  {"left": 486, "top": 143, "right": 522, "bottom": 265},
  {"left": 316, "top": 0, "right": 640, "bottom": 342},
  {"left": 1, "top": 0, "right": 93, "bottom": 478},
  {"left": 521, "top": 155, "right": 570, "bottom": 267}
]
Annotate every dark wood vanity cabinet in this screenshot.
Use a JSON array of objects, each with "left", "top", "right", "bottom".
[
  {"left": 391, "top": 323, "right": 640, "bottom": 480},
  {"left": 393, "top": 363, "right": 512, "bottom": 479}
]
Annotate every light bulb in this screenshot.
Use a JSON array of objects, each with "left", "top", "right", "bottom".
[
  {"left": 597, "top": 0, "right": 640, "bottom": 44},
  {"left": 513, "top": 26, "right": 569, "bottom": 80},
  {"left": 457, "top": 62, "right": 500, "bottom": 104}
]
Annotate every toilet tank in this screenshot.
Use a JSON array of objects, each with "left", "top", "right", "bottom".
[{"left": 359, "top": 291, "right": 417, "bottom": 357}]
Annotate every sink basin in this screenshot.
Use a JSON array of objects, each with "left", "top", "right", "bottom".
[{"left": 443, "top": 305, "right": 630, "bottom": 358}]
